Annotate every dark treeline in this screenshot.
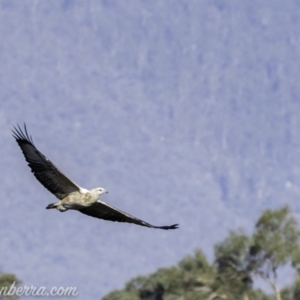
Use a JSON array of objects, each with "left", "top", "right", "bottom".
[
  {"left": 0, "top": 272, "right": 20, "bottom": 300},
  {"left": 2, "top": 206, "right": 300, "bottom": 300},
  {"left": 103, "top": 206, "right": 300, "bottom": 300}
]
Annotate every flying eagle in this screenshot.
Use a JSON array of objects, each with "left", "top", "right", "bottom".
[{"left": 12, "top": 124, "right": 178, "bottom": 230}]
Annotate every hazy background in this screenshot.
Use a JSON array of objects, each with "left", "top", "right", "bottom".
[{"left": 1, "top": 0, "right": 300, "bottom": 299}]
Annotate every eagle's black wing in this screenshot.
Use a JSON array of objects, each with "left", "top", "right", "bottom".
[
  {"left": 79, "top": 200, "right": 179, "bottom": 230},
  {"left": 12, "top": 124, "right": 80, "bottom": 199}
]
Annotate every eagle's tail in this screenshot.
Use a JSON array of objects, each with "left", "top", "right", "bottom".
[{"left": 46, "top": 203, "right": 57, "bottom": 209}]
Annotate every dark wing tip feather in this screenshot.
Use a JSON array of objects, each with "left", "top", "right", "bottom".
[
  {"left": 154, "top": 223, "right": 179, "bottom": 230},
  {"left": 12, "top": 123, "right": 34, "bottom": 145}
]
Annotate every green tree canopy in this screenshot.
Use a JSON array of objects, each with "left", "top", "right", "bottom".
[
  {"left": 103, "top": 249, "right": 216, "bottom": 300},
  {"left": 213, "top": 230, "right": 254, "bottom": 299},
  {"left": 249, "top": 206, "right": 300, "bottom": 300},
  {"left": 0, "top": 272, "right": 21, "bottom": 300},
  {"left": 103, "top": 206, "right": 300, "bottom": 300}
]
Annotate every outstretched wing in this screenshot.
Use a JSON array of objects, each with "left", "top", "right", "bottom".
[
  {"left": 12, "top": 124, "right": 81, "bottom": 199},
  {"left": 79, "top": 200, "right": 179, "bottom": 230}
]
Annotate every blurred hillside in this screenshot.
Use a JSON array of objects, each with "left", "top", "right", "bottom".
[{"left": 0, "top": 1, "right": 300, "bottom": 299}]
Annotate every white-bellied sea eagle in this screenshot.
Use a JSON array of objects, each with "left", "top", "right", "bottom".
[{"left": 12, "top": 124, "right": 178, "bottom": 230}]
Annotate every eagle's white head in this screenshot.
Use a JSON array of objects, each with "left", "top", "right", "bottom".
[{"left": 94, "top": 187, "right": 108, "bottom": 196}]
